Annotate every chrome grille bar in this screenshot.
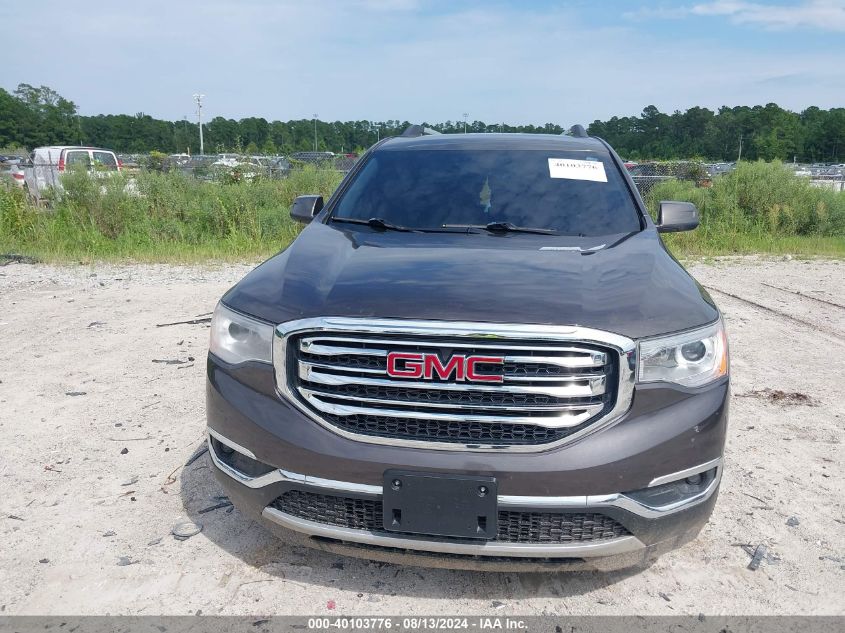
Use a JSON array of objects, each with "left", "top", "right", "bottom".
[
  {"left": 298, "top": 387, "right": 591, "bottom": 412},
  {"left": 301, "top": 338, "right": 608, "bottom": 367},
  {"left": 300, "top": 389, "right": 603, "bottom": 428},
  {"left": 298, "top": 362, "right": 607, "bottom": 397},
  {"left": 299, "top": 359, "right": 386, "bottom": 375}
]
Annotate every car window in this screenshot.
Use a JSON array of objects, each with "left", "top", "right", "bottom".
[
  {"left": 92, "top": 151, "right": 118, "bottom": 170},
  {"left": 65, "top": 150, "right": 91, "bottom": 169},
  {"left": 332, "top": 149, "right": 641, "bottom": 236}
]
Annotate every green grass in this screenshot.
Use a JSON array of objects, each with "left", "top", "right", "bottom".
[
  {"left": 0, "top": 167, "right": 344, "bottom": 263},
  {"left": 1, "top": 160, "right": 844, "bottom": 263},
  {"left": 644, "top": 161, "right": 845, "bottom": 257}
]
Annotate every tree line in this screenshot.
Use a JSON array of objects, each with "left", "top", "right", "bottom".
[{"left": 1, "top": 83, "right": 843, "bottom": 162}]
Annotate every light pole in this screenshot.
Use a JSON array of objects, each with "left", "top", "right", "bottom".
[
  {"left": 463, "top": 112, "right": 468, "bottom": 134},
  {"left": 193, "top": 93, "right": 205, "bottom": 155},
  {"left": 313, "top": 114, "right": 318, "bottom": 152}
]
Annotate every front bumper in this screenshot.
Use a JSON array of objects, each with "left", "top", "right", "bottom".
[{"left": 206, "top": 354, "right": 728, "bottom": 571}]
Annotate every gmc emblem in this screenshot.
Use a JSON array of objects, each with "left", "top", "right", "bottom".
[{"left": 386, "top": 352, "right": 504, "bottom": 383}]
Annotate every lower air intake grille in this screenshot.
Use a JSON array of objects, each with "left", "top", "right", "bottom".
[
  {"left": 272, "top": 490, "right": 629, "bottom": 544},
  {"left": 320, "top": 413, "right": 565, "bottom": 445}
]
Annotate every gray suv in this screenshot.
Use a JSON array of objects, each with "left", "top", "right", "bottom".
[{"left": 204, "top": 126, "right": 729, "bottom": 571}]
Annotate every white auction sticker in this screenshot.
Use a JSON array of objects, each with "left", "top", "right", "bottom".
[{"left": 548, "top": 158, "right": 607, "bottom": 182}]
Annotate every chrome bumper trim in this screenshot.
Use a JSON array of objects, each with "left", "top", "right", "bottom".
[
  {"left": 207, "top": 426, "right": 257, "bottom": 459},
  {"left": 261, "top": 507, "right": 646, "bottom": 558},
  {"left": 209, "top": 428, "right": 722, "bottom": 519},
  {"left": 207, "top": 430, "right": 380, "bottom": 494},
  {"left": 649, "top": 456, "right": 723, "bottom": 487}
]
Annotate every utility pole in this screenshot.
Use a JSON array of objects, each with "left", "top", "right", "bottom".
[
  {"left": 313, "top": 114, "right": 318, "bottom": 152},
  {"left": 193, "top": 93, "right": 205, "bottom": 155},
  {"left": 463, "top": 112, "right": 469, "bottom": 134},
  {"left": 737, "top": 134, "right": 743, "bottom": 162},
  {"left": 182, "top": 116, "right": 188, "bottom": 155}
]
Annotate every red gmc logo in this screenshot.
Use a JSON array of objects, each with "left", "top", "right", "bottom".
[{"left": 386, "top": 352, "right": 504, "bottom": 383}]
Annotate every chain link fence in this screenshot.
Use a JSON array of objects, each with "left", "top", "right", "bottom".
[
  {"left": 127, "top": 154, "right": 720, "bottom": 194},
  {"left": 625, "top": 161, "right": 717, "bottom": 199},
  {"left": 10, "top": 148, "right": 843, "bottom": 197},
  {"left": 118, "top": 152, "right": 359, "bottom": 183}
]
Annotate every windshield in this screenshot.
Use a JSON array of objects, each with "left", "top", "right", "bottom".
[{"left": 331, "top": 148, "right": 641, "bottom": 236}]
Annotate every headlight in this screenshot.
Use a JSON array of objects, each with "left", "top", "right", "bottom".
[
  {"left": 209, "top": 302, "right": 274, "bottom": 364},
  {"left": 638, "top": 320, "right": 728, "bottom": 387}
]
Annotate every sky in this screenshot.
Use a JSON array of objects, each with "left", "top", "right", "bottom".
[{"left": 1, "top": 0, "right": 843, "bottom": 125}]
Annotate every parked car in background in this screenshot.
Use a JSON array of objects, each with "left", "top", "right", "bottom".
[
  {"left": 211, "top": 156, "right": 266, "bottom": 182},
  {"left": 23, "top": 146, "right": 121, "bottom": 203},
  {"left": 214, "top": 153, "right": 242, "bottom": 168},
  {"left": 1, "top": 155, "right": 26, "bottom": 188},
  {"left": 290, "top": 151, "right": 336, "bottom": 167},
  {"left": 333, "top": 152, "right": 359, "bottom": 171},
  {"left": 3, "top": 162, "right": 26, "bottom": 188},
  {"left": 117, "top": 154, "right": 143, "bottom": 173},
  {"left": 268, "top": 156, "right": 292, "bottom": 178},
  {"left": 169, "top": 153, "right": 192, "bottom": 166}
]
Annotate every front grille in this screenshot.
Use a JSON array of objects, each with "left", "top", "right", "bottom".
[
  {"left": 273, "top": 490, "right": 629, "bottom": 543},
  {"left": 284, "top": 328, "right": 620, "bottom": 447},
  {"left": 320, "top": 413, "right": 565, "bottom": 444}
]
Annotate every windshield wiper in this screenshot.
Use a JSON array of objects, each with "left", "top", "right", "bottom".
[
  {"left": 442, "top": 221, "right": 558, "bottom": 235},
  {"left": 332, "top": 216, "right": 473, "bottom": 233},
  {"left": 331, "top": 217, "right": 414, "bottom": 232}
]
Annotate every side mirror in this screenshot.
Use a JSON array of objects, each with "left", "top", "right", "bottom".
[
  {"left": 291, "top": 195, "right": 324, "bottom": 223},
  {"left": 657, "top": 201, "right": 699, "bottom": 233}
]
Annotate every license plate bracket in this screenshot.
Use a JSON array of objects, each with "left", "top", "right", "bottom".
[{"left": 382, "top": 470, "right": 497, "bottom": 539}]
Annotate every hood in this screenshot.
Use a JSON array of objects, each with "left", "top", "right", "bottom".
[{"left": 223, "top": 222, "right": 718, "bottom": 340}]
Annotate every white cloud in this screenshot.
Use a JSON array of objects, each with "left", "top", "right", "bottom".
[{"left": 691, "top": 0, "right": 845, "bottom": 31}]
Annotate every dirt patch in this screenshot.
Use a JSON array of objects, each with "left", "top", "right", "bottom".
[{"left": 738, "top": 388, "right": 817, "bottom": 406}]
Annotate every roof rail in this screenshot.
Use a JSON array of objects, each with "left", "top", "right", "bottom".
[
  {"left": 566, "top": 124, "right": 589, "bottom": 138},
  {"left": 401, "top": 125, "right": 442, "bottom": 138}
]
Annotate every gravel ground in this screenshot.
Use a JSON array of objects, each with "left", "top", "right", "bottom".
[{"left": 0, "top": 256, "right": 843, "bottom": 615}]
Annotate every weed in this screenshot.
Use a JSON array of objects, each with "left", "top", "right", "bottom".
[{"left": 2, "top": 161, "right": 844, "bottom": 262}]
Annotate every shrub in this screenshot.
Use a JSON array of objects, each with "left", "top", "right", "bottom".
[
  {"left": 0, "top": 182, "right": 31, "bottom": 236},
  {"left": 144, "top": 151, "right": 169, "bottom": 172},
  {"left": 0, "top": 166, "right": 344, "bottom": 259},
  {"left": 645, "top": 161, "right": 845, "bottom": 237}
]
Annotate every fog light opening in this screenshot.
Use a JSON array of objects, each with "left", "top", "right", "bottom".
[
  {"left": 623, "top": 467, "right": 719, "bottom": 510},
  {"left": 210, "top": 437, "right": 276, "bottom": 478}
]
